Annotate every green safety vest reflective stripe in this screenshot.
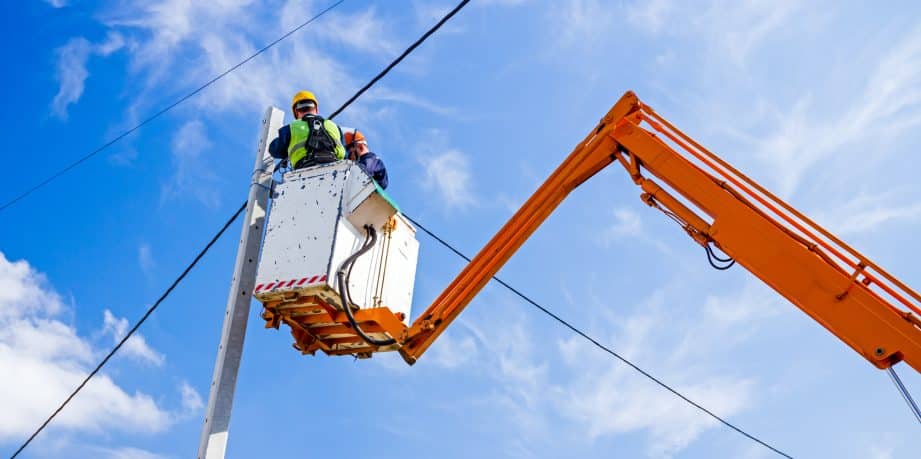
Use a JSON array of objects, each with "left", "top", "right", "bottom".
[{"left": 287, "top": 118, "right": 345, "bottom": 167}]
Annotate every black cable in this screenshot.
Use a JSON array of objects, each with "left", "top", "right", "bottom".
[
  {"left": 0, "top": 0, "right": 345, "bottom": 215},
  {"left": 706, "top": 245, "right": 736, "bottom": 270},
  {"left": 337, "top": 225, "right": 397, "bottom": 346},
  {"left": 328, "top": 0, "right": 471, "bottom": 120},
  {"left": 401, "top": 213, "right": 793, "bottom": 459},
  {"left": 707, "top": 243, "right": 734, "bottom": 263},
  {"left": 8, "top": 201, "right": 247, "bottom": 459}
]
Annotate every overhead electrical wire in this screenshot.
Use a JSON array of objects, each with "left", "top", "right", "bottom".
[
  {"left": 0, "top": 0, "right": 346, "bottom": 215},
  {"left": 401, "top": 214, "right": 794, "bottom": 459},
  {"left": 8, "top": 1, "right": 472, "bottom": 457},
  {"left": 8, "top": 202, "right": 247, "bottom": 459},
  {"left": 328, "top": 0, "right": 470, "bottom": 120}
]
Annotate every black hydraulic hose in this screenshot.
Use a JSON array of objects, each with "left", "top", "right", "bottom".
[
  {"left": 337, "top": 225, "right": 397, "bottom": 346},
  {"left": 343, "top": 228, "right": 372, "bottom": 307},
  {"left": 705, "top": 244, "right": 736, "bottom": 270},
  {"left": 707, "top": 243, "right": 734, "bottom": 263}
]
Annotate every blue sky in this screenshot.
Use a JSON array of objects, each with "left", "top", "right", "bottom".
[{"left": 1, "top": 0, "right": 920, "bottom": 458}]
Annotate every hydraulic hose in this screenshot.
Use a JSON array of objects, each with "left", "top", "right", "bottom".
[
  {"left": 705, "top": 244, "right": 736, "bottom": 270},
  {"left": 336, "top": 224, "right": 397, "bottom": 347}
]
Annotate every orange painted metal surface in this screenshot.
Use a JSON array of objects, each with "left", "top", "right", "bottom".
[{"left": 261, "top": 295, "right": 407, "bottom": 357}]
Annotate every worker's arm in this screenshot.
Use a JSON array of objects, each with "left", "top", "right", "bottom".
[
  {"left": 358, "top": 153, "right": 388, "bottom": 189},
  {"left": 268, "top": 125, "right": 291, "bottom": 160}
]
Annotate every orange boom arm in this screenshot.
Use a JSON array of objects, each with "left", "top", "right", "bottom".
[{"left": 399, "top": 91, "right": 921, "bottom": 373}]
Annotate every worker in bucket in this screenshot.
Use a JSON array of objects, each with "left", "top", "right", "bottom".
[
  {"left": 344, "top": 128, "right": 389, "bottom": 190},
  {"left": 269, "top": 90, "right": 346, "bottom": 169}
]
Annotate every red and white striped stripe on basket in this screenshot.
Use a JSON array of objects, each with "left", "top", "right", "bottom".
[{"left": 255, "top": 274, "right": 328, "bottom": 293}]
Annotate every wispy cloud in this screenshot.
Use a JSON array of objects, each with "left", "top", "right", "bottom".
[
  {"left": 626, "top": 0, "right": 672, "bottom": 34},
  {"left": 51, "top": 33, "right": 124, "bottom": 119},
  {"left": 737, "top": 25, "right": 921, "bottom": 197},
  {"left": 425, "top": 321, "right": 480, "bottom": 369},
  {"left": 101, "top": 0, "right": 379, "bottom": 116},
  {"left": 51, "top": 38, "right": 92, "bottom": 120},
  {"left": 138, "top": 242, "right": 155, "bottom": 277},
  {"left": 102, "top": 309, "right": 165, "bottom": 367},
  {"left": 426, "top": 275, "right": 781, "bottom": 457},
  {"left": 312, "top": 7, "right": 398, "bottom": 56},
  {"left": 554, "top": 0, "right": 619, "bottom": 48},
  {"left": 178, "top": 380, "right": 203, "bottom": 418},
  {"left": 161, "top": 120, "right": 220, "bottom": 208},
  {"left": 812, "top": 189, "right": 921, "bottom": 236},
  {"left": 599, "top": 207, "right": 672, "bottom": 254},
  {"left": 419, "top": 149, "right": 477, "bottom": 210},
  {"left": 93, "top": 446, "right": 172, "bottom": 459},
  {"left": 624, "top": 0, "right": 801, "bottom": 64},
  {"left": 552, "top": 279, "right": 774, "bottom": 458}
]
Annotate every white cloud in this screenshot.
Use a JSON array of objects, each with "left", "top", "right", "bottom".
[
  {"left": 0, "top": 252, "right": 64, "bottom": 320},
  {"left": 553, "top": 280, "right": 768, "bottom": 458},
  {"left": 701, "top": 0, "right": 800, "bottom": 65},
  {"left": 366, "top": 87, "right": 458, "bottom": 117},
  {"left": 425, "top": 323, "right": 479, "bottom": 369},
  {"left": 93, "top": 446, "right": 172, "bottom": 459},
  {"left": 102, "top": 0, "right": 364, "bottom": 116},
  {"left": 45, "top": 0, "right": 68, "bottom": 8},
  {"left": 51, "top": 33, "right": 125, "bottom": 119},
  {"left": 744, "top": 26, "right": 921, "bottom": 197},
  {"left": 624, "top": 0, "right": 801, "bottom": 64},
  {"left": 605, "top": 207, "right": 642, "bottom": 238},
  {"left": 555, "top": 0, "right": 618, "bottom": 48},
  {"left": 51, "top": 38, "right": 93, "bottom": 120},
  {"left": 436, "top": 275, "right": 779, "bottom": 458},
  {"left": 312, "top": 7, "right": 398, "bottom": 56},
  {"left": 179, "top": 381, "right": 203, "bottom": 417},
  {"left": 161, "top": 120, "right": 221, "bottom": 207},
  {"left": 102, "top": 310, "right": 165, "bottom": 367},
  {"left": 813, "top": 190, "right": 921, "bottom": 236},
  {"left": 626, "top": 0, "right": 672, "bottom": 34},
  {"left": 419, "top": 149, "right": 477, "bottom": 209},
  {"left": 0, "top": 252, "right": 172, "bottom": 441},
  {"left": 138, "top": 242, "right": 155, "bottom": 277},
  {"left": 599, "top": 207, "right": 672, "bottom": 255},
  {"left": 97, "top": 32, "right": 126, "bottom": 56},
  {"left": 867, "top": 445, "right": 894, "bottom": 459}
]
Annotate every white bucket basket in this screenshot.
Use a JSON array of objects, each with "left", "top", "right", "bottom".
[{"left": 254, "top": 161, "right": 418, "bottom": 326}]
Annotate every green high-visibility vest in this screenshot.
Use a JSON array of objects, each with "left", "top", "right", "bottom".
[{"left": 287, "top": 117, "right": 345, "bottom": 167}]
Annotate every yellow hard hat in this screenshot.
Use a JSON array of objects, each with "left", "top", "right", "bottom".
[{"left": 291, "top": 90, "right": 318, "bottom": 115}]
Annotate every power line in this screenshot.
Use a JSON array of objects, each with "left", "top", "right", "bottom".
[
  {"left": 8, "top": 202, "right": 247, "bottom": 459},
  {"left": 0, "top": 0, "right": 346, "bottom": 215},
  {"left": 328, "top": 0, "right": 470, "bottom": 120},
  {"left": 8, "top": 1, "right": 472, "bottom": 457},
  {"left": 401, "top": 214, "right": 794, "bottom": 459}
]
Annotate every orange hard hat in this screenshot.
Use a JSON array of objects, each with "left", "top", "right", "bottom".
[{"left": 344, "top": 129, "right": 367, "bottom": 147}]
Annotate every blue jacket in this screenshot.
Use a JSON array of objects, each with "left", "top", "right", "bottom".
[{"left": 356, "top": 152, "right": 388, "bottom": 189}]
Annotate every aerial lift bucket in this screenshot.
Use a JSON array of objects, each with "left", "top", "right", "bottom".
[{"left": 254, "top": 161, "right": 419, "bottom": 357}]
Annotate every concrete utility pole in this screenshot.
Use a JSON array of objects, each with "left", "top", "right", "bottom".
[{"left": 198, "top": 107, "right": 284, "bottom": 459}]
